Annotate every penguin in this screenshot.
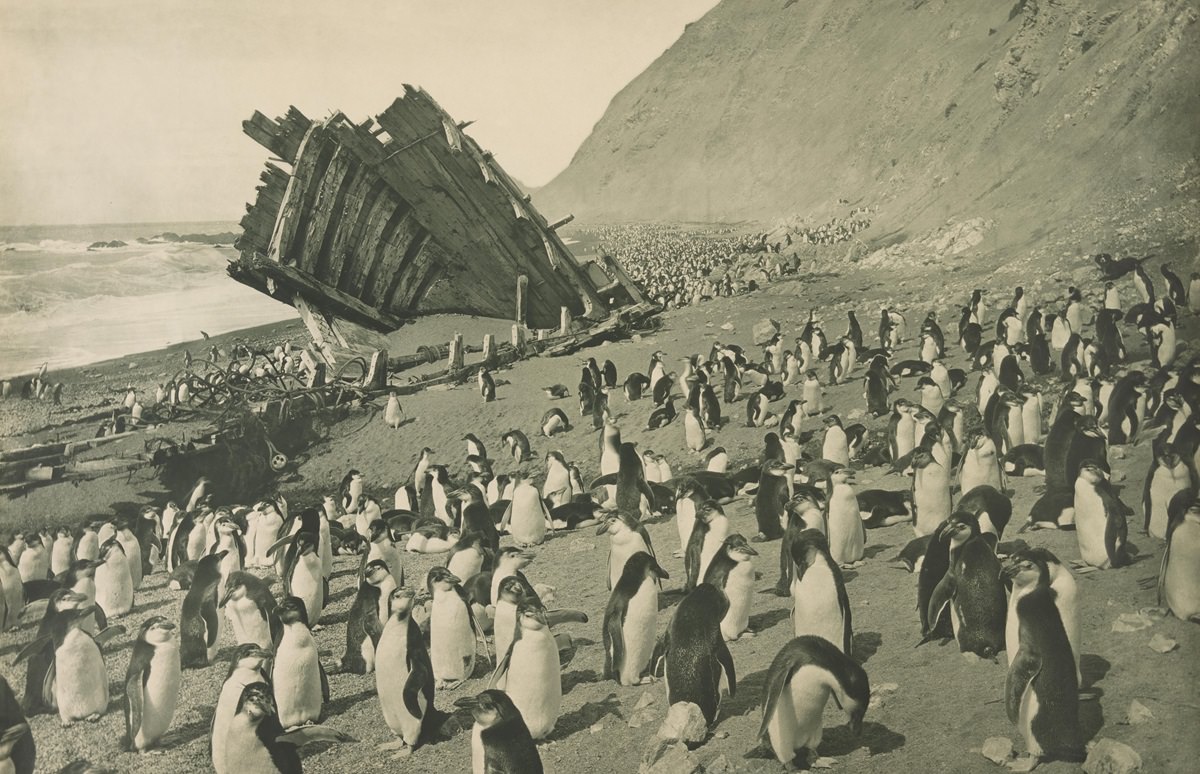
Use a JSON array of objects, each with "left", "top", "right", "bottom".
[
  {"left": 339, "top": 469, "right": 365, "bottom": 515},
  {"left": 1002, "top": 554, "right": 1086, "bottom": 766},
  {"left": 655, "top": 583, "right": 736, "bottom": 726},
  {"left": 383, "top": 392, "right": 405, "bottom": 428},
  {"left": 1045, "top": 392, "right": 1086, "bottom": 490},
  {"left": 456, "top": 690, "right": 543, "bottom": 774},
  {"left": 540, "top": 407, "right": 570, "bottom": 437},
  {"left": 703, "top": 534, "right": 758, "bottom": 641},
  {"left": 49, "top": 527, "right": 74, "bottom": 577},
  {"left": 180, "top": 550, "right": 226, "bottom": 668},
  {"left": 598, "top": 512, "right": 655, "bottom": 590},
  {"left": 604, "top": 552, "right": 668, "bottom": 686},
  {"left": 499, "top": 473, "right": 552, "bottom": 547},
  {"left": 758, "top": 635, "right": 869, "bottom": 770},
  {"left": 273, "top": 596, "right": 328, "bottom": 728},
  {"left": 15, "top": 534, "right": 46, "bottom": 584},
  {"left": 824, "top": 468, "right": 865, "bottom": 567},
  {"left": 887, "top": 399, "right": 917, "bottom": 462},
  {"left": 787, "top": 529, "right": 852, "bottom": 653},
  {"left": 590, "top": 441, "right": 656, "bottom": 519},
  {"left": 1144, "top": 445, "right": 1194, "bottom": 539},
  {"left": 220, "top": 571, "right": 280, "bottom": 652},
  {"left": 0, "top": 674, "right": 34, "bottom": 774},
  {"left": 1073, "top": 460, "right": 1131, "bottom": 569},
  {"left": 911, "top": 449, "right": 952, "bottom": 537},
  {"left": 1133, "top": 260, "right": 1155, "bottom": 303},
  {"left": 123, "top": 616, "right": 180, "bottom": 751},
  {"left": 857, "top": 488, "right": 911, "bottom": 528},
  {"left": 222, "top": 682, "right": 351, "bottom": 774},
  {"left": 375, "top": 587, "right": 436, "bottom": 757},
  {"left": 211, "top": 644, "right": 272, "bottom": 774},
  {"left": 686, "top": 501, "right": 731, "bottom": 590},
  {"left": 339, "top": 559, "right": 394, "bottom": 675},
  {"left": 684, "top": 405, "right": 708, "bottom": 452},
  {"left": 754, "top": 461, "right": 793, "bottom": 542},
  {"left": 489, "top": 600, "right": 561, "bottom": 740},
  {"left": 820, "top": 415, "right": 849, "bottom": 465},
  {"left": 0, "top": 549, "right": 25, "bottom": 633},
  {"left": 1005, "top": 547, "right": 1081, "bottom": 684},
  {"left": 623, "top": 372, "right": 651, "bottom": 401},
  {"left": 445, "top": 532, "right": 490, "bottom": 583},
  {"left": 920, "top": 514, "right": 1006, "bottom": 658},
  {"left": 19, "top": 589, "right": 86, "bottom": 716},
  {"left": 281, "top": 532, "right": 324, "bottom": 629},
  {"left": 478, "top": 367, "right": 496, "bottom": 402},
  {"left": 1160, "top": 495, "right": 1200, "bottom": 622},
  {"left": 14, "top": 598, "right": 110, "bottom": 725},
  {"left": 491, "top": 576, "right": 526, "bottom": 667},
  {"left": 427, "top": 566, "right": 485, "bottom": 689},
  {"left": 958, "top": 433, "right": 1004, "bottom": 494},
  {"left": 802, "top": 371, "right": 823, "bottom": 416}
]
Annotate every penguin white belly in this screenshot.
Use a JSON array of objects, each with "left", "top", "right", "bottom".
[
  {"left": 430, "top": 595, "right": 475, "bottom": 681},
  {"left": 76, "top": 534, "right": 99, "bottom": 561},
  {"left": 223, "top": 713, "right": 276, "bottom": 774},
  {"left": 187, "top": 529, "right": 207, "bottom": 562},
  {"left": 135, "top": 644, "right": 181, "bottom": 747},
  {"left": 273, "top": 630, "right": 322, "bottom": 727},
  {"left": 1164, "top": 521, "right": 1200, "bottom": 619},
  {"left": 792, "top": 563, "right": 845, "bottom": 651},
  {"left": 1051, "top": 570, "right": 1082, "bottom": 682},
  {"left": 376, "top": 620, "right": 423, "bottom": 744},
  {"left": 1019, "top": 682, "right": 1043, "bottom": 758},
  {"left": 896, "top": 422, "right": 915, "bottom": 459},
  {"left": 493, "top": 600, "right": 517, "bottom": 663},
  {"left": 55, "top": 629, "right": 108, "bottom": 721},
  {"left": 609, "top": 537, "right": 649, "bottom": 589},
  {"left": 827, "top": 488, "right": 864, "bottom": 565},
  {"left": 1073, "top": 486, "right": 1109, "bottom": 568},
  {"left": 95, "top": 560, "right": 133, "bottom": 617},
  {"left": 621, "top": 581, "right": 658, "bottom": 685},
  {"left": 291, "top": 554, "right": 324, "bottom": 624},
  {"left": 767, "top": 666, "right": 832, "bottom": 761},
  {"left": 471, "top": 724, "right": 486, "bottom": 774},
  {"left": 17, "top": 550, "right": 46, "bottom": 583},
  {"left": 699, "top": 522, "right": 730, "bottom": 580},
  {"left": 822, "top": 434, "right": 849, "bottom": 466},
  {"left": 1022, "top": 403, "right": 1041, "bottom": 444},
  {"left": 675, "top": 499, "right": 696, "bottom": 555},
  {"left": 1004, "top": 589, "right": 1027, "bottom": 667},
  {"left": 227, "top": 596, "right": 272, "bottom": 649},
  {"left": 720, "top": 562, "right": 755, "bottom": 640},
  {"left": 252, "top": 516, "right": 282, "bottom": 566},
  {"left": 118, "top": 534, "right": 143, "bottom": 588},
  {"left": 914, "top": 471, "right": 951, "bottom": 537},
  {"left": 448, "top": 549, "right": 483, "bottom": 581},
  {"left": 505, "top": 632, "right": 561, "bottom": 739},
  {"left": 212, "top": 669, "right": 259, "bottom": 774},
  {"left": 0, "top": 568, "right": 22, "bottom": 630},
  {"left": 51, "top": 539, "right": 73, "bottom": 576},
  {"left": 509, "top": 491, "right": 547, "bottom": 546},
  {"left": 1148, "top": 467, "right": 1188, "bottom": 539}
]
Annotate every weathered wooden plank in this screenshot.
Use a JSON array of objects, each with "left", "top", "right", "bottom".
[
  {"left": 350, "top": 189, "right": 406, "bottom": 305},
  {"left": 240, "top": 258, "right": 408, "bottom": 332},
  {"left": 322, "top": 163, "right": 377, "bottom": 292},
  {"left": 268, "top": 124, "right": 325, "bottom": 265},
  {"left": 300, "top": 146, "right": 357, "bottom": 278}
]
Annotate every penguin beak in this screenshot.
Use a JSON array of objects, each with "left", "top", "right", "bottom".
[
  {"left": 595, "top": 520, "right": 613, "bottom": 536},
  {"left": 741, "top": 545, "right": 759, "bottom": 557},
  {"left": 453, "top": 696, "right": 480, "bottom": 710}
]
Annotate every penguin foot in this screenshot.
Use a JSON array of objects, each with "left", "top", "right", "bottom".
[
  {"left": 311, "top": 624, "right": 325, "bottom": 631},
  {"left": 437, "top": 679, "right": 464, "bottom": 691},
  {"left": 85, "top": 713, "right": 102, "bottom": 723},
  {"left": 811, "top": 757, "right": 838, "bottom": 769},
  {"left": 377, "top": 740, "right": 408, "bottom": 753},
  {"left": 672, "top": 550, "right": 685, "bottom": 558},
  {"left": 1006, "top": 754, "right": 1039, "bottom": 772}
]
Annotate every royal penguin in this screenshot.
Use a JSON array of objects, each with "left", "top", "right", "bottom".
[
  {"left": 220, "top": 571, "right": 280, "bottom": 651},
  {"left": 1160, "top": 495, "right": 1200, "bottom": 622},
  {"left": 123, "top": 616, "right": 180, "bottom": 751},
  {"left": 920, "top": 513, "right": 1006, "bottom": 658},
  {"left": 1002, "top": 554, "right": 1086, "bottom": 767},
  {"left": 655, "top": 583, "right": 736, "bottom": 727},
  {"left": 221, "top": 682, "right": 350, "bottom": 774},
  {"left": 604, "top": 553, "right": 668, "bottom": 686},
  {"left": 375, "top": 587, "right": 436, "bottom": 757},
  {"left": 456, "top": 689, "right": 543, "bottom": 774},
  {"left": 426, "top": 566, "right": 485, "bottom": 689},
  {"left": 180, "top": 551, "right": 226, "bottom": 668},
  {"left": 1073, "top": 461, "right": 1131, "bottom": 569},
  {"left": 1143, "top": 445, "right": 1194, "bottom": 539},
  {"left": 824, "top": 468, "right": 864, "bottom": 567},
  {"left": 758, "top": 636, "right": 869, "bottom": 770},
  {"left": 598, "top": 512, "right": 655, "bottom": 590},
  {"left": 499, "top": 473, "right": 552, "bottom": 547},
  {"left": 211, "top": 644, "right": 272, "bottom": 774},
  {"left": 272, "top": 596, "right": 328, "bottom": 729},
  {"left": 703, "top": 533, "right": 758, "bottom": 641}
]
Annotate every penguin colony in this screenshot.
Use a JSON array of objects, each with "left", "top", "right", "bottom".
[{"left": 0, "top": 252, "right": 1197, "bottom": 773}]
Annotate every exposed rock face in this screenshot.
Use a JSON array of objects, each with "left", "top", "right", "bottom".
[{"left": 537, "top": 0, "right": 1199, "bottom": 246}]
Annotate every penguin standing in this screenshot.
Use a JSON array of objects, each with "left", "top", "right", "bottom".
[
  {"left": 500, "top": 473, "right": 553, "bottom": 547},
  {"left": 16, "top": 534, "right": 47, "bottom": 583},
  {"left": 703, "top": 534, "right": 758, "bottom": 641},
  {"left": 1143, "top": 445, "right": 1194, "bottom": 539},
  {"left": 590, "top": 441, "right": 656, "bottom": 519},
  {"left": 1002, "top": 554, "right": 1085, "bottom": 766},
  {"left": 221, "top": 571, "right": 281, "bottom": 651},
  {"left": 1074, "top": 461, "right": 1131, "bottom": 569},
  {"left": 684, "top": 405, "right": 707, "bottom": 452},
  {"left": 674, "top": 479, "right": 704, "bottom": 558},
  {"left": 0, "top": 549, "right": 24, "bottom": 633},
  {"left": 340, "top": 560, "right": 394, "bottom": 675},
  {"left": 383, "top": 392, "right": 405, "bottom": 429},
  {"left": 921, "top": 514, "right": 1007, "bottom": 657},
  {"left": 685, "top": 501, "right": 731, "bottom": 590},
  {"left": 911, "top": 450, "right": 952, "bottom": 537},
  {"left": 282, "top": 533, "right": 324, "bottom": 629},
  {"left": 824, "top": 468, "right": 865, "bottom": 567},
  {"left": 490, "top": 600, "right": 561, "bottom": 740},
  {"left": 758, "top": 636, "right": 869, "bottom": 770},
  {"left": 492, "top": 577, "right": 527, "bottom": 669},
  {"left": 123, "top": 616, "right": 180, "bottom": 751},
  {"left": 820, "top": 415, "right": 850, "bottom": 465},
  {"left": 15, "top": 601, "right": 109, "bottom": 724},
  {"left": 427, "top": 567, "right": 484, "bottom": 689},
  {"left": 599, "top": 512, "right": 655, "bottom": 590},
  {"left": 212, "top": 644, "right": 271, "bottom": 774},
  {"left": 273, "top": 596, "right": 328, "bottom": 728},
  {"left": 1006, "top": 547, "right": 1081, "bottom": 684},
  {"left": 656, "top": 583, "right": 736, "bottom": 726},
  {"left": 478, "top": 367, "right": 496, "bottom": 402},
  {"left": 94, "top": 538, "right": 133, "bottom": 618},
  {"left": 604, "top": 553, "right": 668, "bottom": 686},
  {"left": 375, "top": 587, "right": 436, "bottom": 756},
  {"left": 788, "top": 530, "right": 852, "bottom": 653},
  {"left": 456, "top": 690, "right": 543, "bottom": 774},
  {"left": 1160, "top": 495, "right": 1200, "bottom": 621},
  {"left": 222, "top": 682, "right": 351, "bottom": 774},
  {"left": 0, "top": 674, "right": 34, "bottom": 774},
  {"left": 754, "top": 461, "right": 792, "bottom": 542},
  {"left": 180, "top": 551, "right": 226, "bottom": 668}
]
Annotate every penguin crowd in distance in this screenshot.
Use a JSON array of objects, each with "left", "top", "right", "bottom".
[{"left": 0, "top": 251, "right": 1197, "bottom": 773}]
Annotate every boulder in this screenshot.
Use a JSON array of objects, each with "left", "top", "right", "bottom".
[
  {"left": 1083, "top": 739, "right": 1142, "bottom": 774},
  {"left": 753, "top": 318, "right": 781, "bottom": 345},
  {"left": 640, "top": 741, "right": 703, "bottom": 774},
  {"left": 657, "top": 701, "right": 708, "bottom": 744},
  {"left": 981, "top": 736, "right": 1014, "bottom": 764}
]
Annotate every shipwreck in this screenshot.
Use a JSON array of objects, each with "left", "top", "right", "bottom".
[{"left": 229, "top": 85, "right": 650, "bottom": 366}]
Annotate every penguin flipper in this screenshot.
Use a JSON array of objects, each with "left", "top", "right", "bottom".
[
  {"left": 42, "top": 658, "right": 56, "bottom": 710},
  {"left": 757, "top": 655, "right": 803, "bottom": 742},
  {"left": 13, "top": 635, "right": 52, "bottom": 665},
  {"left": 319, "top": 661, "right": 330, "bottom": 705},
  {"left": 489, "top": 642, "right": 515, "bottom": 689},
  {"left": 124, "top": 659, "right": 146, "bottom": 749},
  {"left": 589, "top": 474, "right": 618, "bottom": 489},
  {"left": 649, "top": 630, "right": 669, "bottom": 679},
  {"left": 275, "top": 724, "right": 355, "bottom": 746},
  {"left": 715, "top": 640, "right": 737, "bottom": 697},
  {"left": 1157, "top": 538, "right": 1170, "bottom": 606},
  {"left": 94, "top": 625, "right": 126, "bottom": 648},
  {"left": 402, "top": 651, "right": 433, "bottom": 720},
  {"left": 922, "top": 574, "right": 956, "bottom": 645},
  {"left": 602, "top": 604, "right": 626, "bottom": 680},
  {"left": 1005, "top": 649, "right": 1041, "bottom": 724}
]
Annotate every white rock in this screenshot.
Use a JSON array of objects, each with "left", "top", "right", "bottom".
[
  {"left": 1147, "top": 633, "right": 1178, "bottom": 653},
  {"left": 981, "top": 736, "right": 1014, "bottom": 764},
  {"left": 1083, "top": 738, "right": 1143, "bottom": 774},
  {"left": 1125, "top": 700, "right": 1154, "bottom": 725},
  {"left": 657, "top": 701, "right": 708, "bottom": 744}
]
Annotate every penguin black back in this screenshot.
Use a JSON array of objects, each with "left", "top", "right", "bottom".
[
  {"left": 180, "top": 551, "right": 226, "bottom": 668},
  {"left": 658, "top": 583, "right": 736, "bottom": 724}
]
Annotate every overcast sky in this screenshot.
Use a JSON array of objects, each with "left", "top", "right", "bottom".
[{"left": 0, "top": 0, "right": 718, "bottom": 226}]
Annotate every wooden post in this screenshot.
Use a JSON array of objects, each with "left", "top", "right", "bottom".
[
  {"left": 363, "top": 349, "right": 388, "bottom": 390},
  {"left": 515, "top": 274, "right": 528, "bottom": 327},
  {"left": 511, "top": 324, "right": 526, "bottom": 348},
  {"left": 306, "top": 361, "right": 326, "bottom": 389},
  {"left": 482, "top": 334, "right": 496, "bottom": 366},
  {"left": 447, "top": 333, "right": 464, "bottom": 371},
  {"left": 537, "top": 329, "right": 548, "bottom": 341},
  {"left": 559, "top": 306, "right": 572, "bottom": 336},
  {"left": 602, "top": 255, "right": 649, "bottom": 306}
]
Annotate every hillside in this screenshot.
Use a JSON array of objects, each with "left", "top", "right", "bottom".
[{"left": 537, "top": 0, "right": 1200, "bottom": 242}]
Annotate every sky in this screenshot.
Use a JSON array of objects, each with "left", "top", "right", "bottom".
[{"left": 0, "top": 0, "right": 720, "bottom": 226}]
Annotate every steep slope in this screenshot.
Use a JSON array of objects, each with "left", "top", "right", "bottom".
[{"left": 537, "top": 0, "right": 1199, "bottom": 238}]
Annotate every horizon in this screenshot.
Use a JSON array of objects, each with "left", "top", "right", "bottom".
[{"left": 0, "top": 0, "right": 720, "bottom": 227}]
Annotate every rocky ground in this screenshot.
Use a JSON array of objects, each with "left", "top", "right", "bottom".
[{"left": 1, "top": 223, "right": 1198, "bottom": 773}]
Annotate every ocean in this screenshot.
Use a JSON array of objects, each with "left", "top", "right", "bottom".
[{"left": 0, "top": 221, "right": 294, "bottom": 378}]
